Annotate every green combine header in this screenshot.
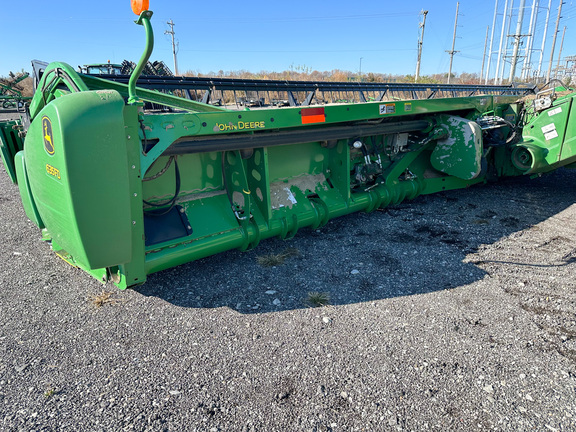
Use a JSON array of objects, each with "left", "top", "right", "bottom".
[{"left": 1, "top": 1, "right": 576, "bottom": 289}]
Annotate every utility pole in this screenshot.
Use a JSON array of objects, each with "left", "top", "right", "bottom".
[
  {"left": 509, "top": 0, "right": 527, "bottom": 82},
  {"left": 446, "top": 2, "right": 460, "bottom": 84},
  {"left": 481, "top": 26, "right": 490, "bottom": 82},
  {"left": 554, "top": 26, "right": 567, "bottom": 78},
  {"left": 546, "top": 0, "right": 563, "bottom": 83},
  {"left": 485, "top": 0, "right": 499, "bottom": 84},
  {"left": 495, "top": 0, "right": 510, "bottom": 84},
  {"left": 521, "top": 0, "right": 539, "bottom": 79},
  {"left": 165, "top": 19, "right": 179, "bottom": 76},
  {"left": 498, "top": 0, "right": 515, "bottom": 83},
  {"left": 359, "top": 57, "right": 363, "bottom": 80},
  {"left": 537, "top": 0, "right": 553, "bottom": 80},
  {"left": 415, "top": 10, "right": 428, "bottom": 82}
]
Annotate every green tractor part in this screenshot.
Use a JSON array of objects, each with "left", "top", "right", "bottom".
[
  {"left": 510, "top": 87, "right": 576, "bottom": 174},
  {"left": 2, "top": 2, "right": 576, "bottom": 289}
]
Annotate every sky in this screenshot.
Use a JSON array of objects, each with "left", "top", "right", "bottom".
[{"left": 2, "top": 0, "right": 576, "bottom": 82}]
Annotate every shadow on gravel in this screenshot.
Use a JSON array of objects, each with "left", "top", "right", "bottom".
[{"left": 135, "top": 170, "right": 576, "bottom": 314}]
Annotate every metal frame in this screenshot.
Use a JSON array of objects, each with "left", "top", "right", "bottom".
[{"left": 86, "top": 74, "right": 537, "bottom": 107}]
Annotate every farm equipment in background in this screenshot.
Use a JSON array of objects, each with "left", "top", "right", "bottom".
[
  {"left": 78, "top": 60, "right": 173, "bottom": 77},
  {"left": 121, "top": 59, "right": 173, "bottom": 77},
  {"left": 0, "top": 72, "right": 31, "bottom": 109},
  {"left": 1, "top": 1, "right": 576, "bottom": 289},
  {"left": 79, "top": 63, "right": 124, "bottom": 76}
]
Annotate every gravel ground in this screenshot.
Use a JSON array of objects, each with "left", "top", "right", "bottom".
[{"left": 1, "top": 144, "right": 576, "bottom": 431}]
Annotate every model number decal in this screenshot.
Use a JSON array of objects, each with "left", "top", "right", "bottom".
[
  {"left": 46, "top": 164, "right": 61, "bottom": 180},
  {"left": 214, "top": 121, "right": 266, "bottom": 132}
]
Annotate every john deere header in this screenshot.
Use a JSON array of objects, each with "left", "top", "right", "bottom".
[{"left": 1, "top": 1, "right": 575, "bottom": 288}]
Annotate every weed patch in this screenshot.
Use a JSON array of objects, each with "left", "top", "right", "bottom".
[
  {"left": 257, "top": 247, "right": 300, "bottom": 267},
  {"left": 304, "top": 291, "right": 331, "bottom": 308},
  {"left": 89, "top": 290, "right": 123, "bottom": 308}
]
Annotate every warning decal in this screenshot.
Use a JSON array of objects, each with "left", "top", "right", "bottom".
[
  {"left": 542, "top": 123, "right": 559, "bottom": 141},
  {"left": 379, "top": 104, "right": 396, "bottom": 115}
]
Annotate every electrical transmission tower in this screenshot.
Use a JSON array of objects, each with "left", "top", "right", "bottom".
[
  {"left": 494, "top": 0, "right": 511, "bottom": 84},
  {"left": 520, "top": 0, "right": 539, "bottom": 80},
  {"left": 537, "top": 0, "right": 553, "bottom": 79},
  {"left": 485, "top": 0, "right": 499, "bottom": 85},
  {"left": 508, "top": 0, "right": 528, "bottom": 82}
]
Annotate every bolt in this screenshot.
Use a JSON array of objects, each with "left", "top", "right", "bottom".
[
  {"left": 127, "top": 135, "right": 131, "bottom": 139},
  {"left": 133, "top": 193, "right": 138, "bottom": 197},
  {"left": 132, "top": 165, "right": 136, "bottom": 169},
  {"left": 132, "top": 221, "right": 136, "bottom": 225}
]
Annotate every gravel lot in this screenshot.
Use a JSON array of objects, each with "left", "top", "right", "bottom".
[{"left": 1, "top": 130, "right": 576, "bottom": 431}]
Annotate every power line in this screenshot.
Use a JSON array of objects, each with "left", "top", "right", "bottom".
[
  {"left": 165, "top": 12, "right": 417, "bottom": 25},
  {"left": 178, "top": 48, "right": 416, "bottom": 54}
]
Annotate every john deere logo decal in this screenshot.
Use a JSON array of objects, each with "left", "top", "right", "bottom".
[{"left": 42, "top": 116, "right": 54, "bottom": 155}]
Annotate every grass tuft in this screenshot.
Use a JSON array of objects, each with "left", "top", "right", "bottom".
[
  {"left": 256, "top": 247, "right": 300, "bottom": 267},
  {"left": 304, "top": 291, "right": 331, "bottom": 308},
  {"left": 89, "top": 290, "right": 121, "bottom": 308}
]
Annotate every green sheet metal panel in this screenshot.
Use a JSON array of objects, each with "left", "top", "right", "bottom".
[
  {"left": 430, "top": 115, "right": 483, "bottom": 180},
  {"left": 557, "top": 96, "right": 576, "bottom": 163},
  {"left": 0, "top": 120, "right": 24, "bottom": 184},
  {"left": 24, "top": 90, "right": 132, "bottom": 269},
  {"left": 14, "top": 151, "right": 44, "bottom": 229},
  {"left": 518, "top": 95, "right": 574, "bottom": 173}
]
